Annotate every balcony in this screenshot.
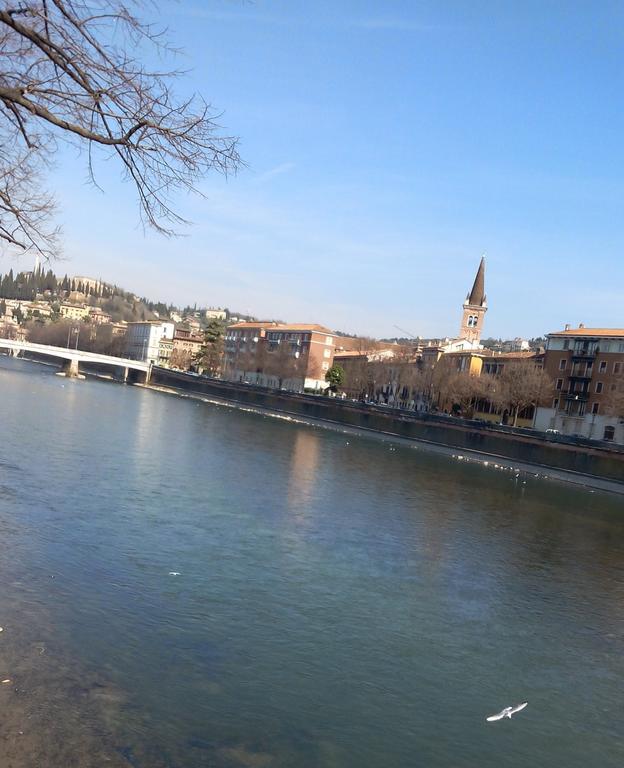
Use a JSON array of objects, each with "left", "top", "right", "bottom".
[
  {"left": 570, "top": 351, "right": 596, "bottom": 362},
  {"left": 568, "top": 372, "right": 592, "bottom": 381},
  {"left": 564, "top": 391, "right": 589, "bottom": 402}
]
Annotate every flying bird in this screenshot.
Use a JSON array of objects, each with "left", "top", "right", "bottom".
[{"left": 486, "top": 702, "right": 528, "bottom": 722}]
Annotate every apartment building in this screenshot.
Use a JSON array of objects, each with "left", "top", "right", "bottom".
[
  {"left": 126, "top": 321, "right": 175, "bottom": 363},
  {"left": 224, "top": 322, "right": 335, "bottom": 391},
  {"left": 534, "top": 326, "right": 624, "bottom": 442}
]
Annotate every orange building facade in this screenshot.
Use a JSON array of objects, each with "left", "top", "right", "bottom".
[
  {"left": 534, "top": 326, "right": 624, "bottom": 442},
  {"left": 223, "top": 322, "right": 336, "bottom": 391}
]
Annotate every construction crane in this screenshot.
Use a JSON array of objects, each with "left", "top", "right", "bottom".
[{"left": 393, "top": 325, "right": 419, "bottom": 340}]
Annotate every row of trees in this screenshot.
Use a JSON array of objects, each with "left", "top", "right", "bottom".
[
  {"left": 0, "top": 266, "right": 59, "bottom": 299},
  {"left": 0, "top": 265, "right": 247, "bottom": 329},
  {"left": 0, "top": 265, "right": 149, "bottom": 303},
  {"left": 25, "top": 319, "right": 126, "bottom": 356},
  {"left": 341, "top": 351, "right": 624, "bottom": 423},
  {"left": 436, "top": 361, "right": 550, "bottom": 425},
  {"left": 341, "top": 353, "right": 555, "bottom": 425}
]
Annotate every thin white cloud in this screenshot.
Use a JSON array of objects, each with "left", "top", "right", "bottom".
[
  {"left": 353, "top": 18, "right": 435, "bottom": 32},
  {"left": 252, "top": 162, "right": 296, "bottom": 185},
  {"left": 163, "top": 3, "right": 292, "bottom": 26}
]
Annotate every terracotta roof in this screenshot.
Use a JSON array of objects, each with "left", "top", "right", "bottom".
[
  {"left": 549, "top": 328, "right": 624, "bottom": 337},
  {"left": 227, "top": 322, "right": 279, "bottom": 329},
  {"left": 279, "top": 324, "right": 332, "bottom": 333},
  {"left": 466, "top": 256, "right": 486, "bottom": 306},
  {"left": 228, "top": 322, "right": 333, "bottom": 334}
]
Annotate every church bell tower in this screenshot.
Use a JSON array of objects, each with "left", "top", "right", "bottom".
[{"left": 459, "top": 257, "right": 487, "bottom": 344}]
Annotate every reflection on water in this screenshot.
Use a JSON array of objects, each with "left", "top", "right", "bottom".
[
  {"left": 1, "top": 356, "right": 624, "bottom": 768},
  {"left": 287, "top": 429, "right": 322, "bottom": 517}
]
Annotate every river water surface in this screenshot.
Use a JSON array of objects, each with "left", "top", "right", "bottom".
[{"left": 1, "top": 356, "right": 623, "bottom": 767}]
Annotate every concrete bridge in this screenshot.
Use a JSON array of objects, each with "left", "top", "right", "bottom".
[{"left": 0, "top": 338, "right": 151, "bottom": 382}]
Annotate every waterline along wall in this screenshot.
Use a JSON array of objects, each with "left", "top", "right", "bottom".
[{"left": 149, "top": 367, "right": 624, "bottom": 489}]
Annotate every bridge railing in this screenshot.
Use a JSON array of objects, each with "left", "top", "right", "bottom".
[{"left": 0, "top": 338, "right": 150, "bottom": 370}]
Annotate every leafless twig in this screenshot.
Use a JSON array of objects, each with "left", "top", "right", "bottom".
[{"left": 0, "top": 0, "right": 241, "bottom": 257}]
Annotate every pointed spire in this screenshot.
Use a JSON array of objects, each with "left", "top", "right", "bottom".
[{"left": 467, "top": 256, "right": 486, "bottom": 306}]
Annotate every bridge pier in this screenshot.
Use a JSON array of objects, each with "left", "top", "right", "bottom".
[{"left": 61, "top": 358, "right": 81, "bottom": 378}]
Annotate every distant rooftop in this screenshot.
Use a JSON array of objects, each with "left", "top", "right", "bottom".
[
  {"left": 550, "top": 327, "right": 624, "bottom": 337},
  {"left": 229, "top": 322, "right": 333, "bottom": 334}
]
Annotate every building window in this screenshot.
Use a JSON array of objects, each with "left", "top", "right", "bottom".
[
  {"left": 563, "top": 340, "right": 569, "bottom": 350},
  {"left": 595, "top": 382, "right": 603, "bottom": 394},
  {"left": 559, "top": 359, "right": 566, "bottom": 370},
  {"left": 603, "top": 426, "right": 615, "bottom": 441},
  {"left": 321, "top": 361, "right": 329, "bottom": 371},
  {"left": 323, "top": 348, "right": 331, "bottom": 358},
  {"left": 614, "top": 362, "right": 621, "bottom": 375},
  {"left": 325, "top": 336, "right": 333, "bottom": 345},
  {"left": 556, "top": 378, "right": 563, "bottom": 390},
  {"left": 592, "top": 402, "right": 600, "bottom": 415},
  {"left": 552, "top": 398, "right": 559, "bottom": 409},
  {"left": 599, "top": 361, "right": 607, "bottom": 373}
]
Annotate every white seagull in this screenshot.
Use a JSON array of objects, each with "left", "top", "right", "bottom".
[{"left": 486, "top": 702, "right": 528, "bottom": 722}]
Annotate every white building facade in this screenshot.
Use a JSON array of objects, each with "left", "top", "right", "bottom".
[{"left": 126, "top": 321, "right": 175, "bottom": 363}]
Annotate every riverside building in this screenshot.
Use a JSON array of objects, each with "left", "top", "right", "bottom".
[
  {"left": 126, "top": 321, "right": 175, "bottom": 363},
  {"left": 534, "top": 326, "right": 624, "bottom": 443},
  {"left": 223, "top": 322, "right": 336, "bottom": 391}
]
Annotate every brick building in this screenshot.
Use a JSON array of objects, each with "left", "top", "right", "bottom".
[
  {"left": 534, "top": 326, "right": 624, "bottom": 442},
  {"left": 223, "top": 322, "right": 336, "bottom": 391}
]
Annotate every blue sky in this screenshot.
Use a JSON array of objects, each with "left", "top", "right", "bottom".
[{"left": 12, "top": 0, "right": 624, "bottom": 338}]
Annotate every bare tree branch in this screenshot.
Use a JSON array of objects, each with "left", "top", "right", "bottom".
[{"left": 0, "top": 0, "right": 241, "bottom": 257}]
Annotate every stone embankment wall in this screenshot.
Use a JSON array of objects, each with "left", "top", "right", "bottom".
[{"left": 150, "top": 367, "right": 624, "bottom": 487}]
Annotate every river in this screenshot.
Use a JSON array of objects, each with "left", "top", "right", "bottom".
[{"left": 0, "top": 355, "right": 623, "bottom": 767}]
